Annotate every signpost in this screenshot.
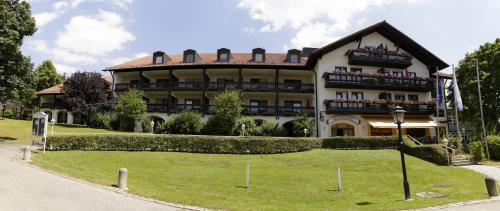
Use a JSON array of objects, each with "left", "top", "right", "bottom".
[{"left": 32, "top": 112, "right": 48, "bottom": 152}]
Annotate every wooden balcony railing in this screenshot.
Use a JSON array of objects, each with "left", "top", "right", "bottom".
[
  {"left": 206, "top": 82, "right": 239, "bottom": 91},
  {"left": 347, "top": 48, "right": 412, "bottom": 68},
  {"left": 242, "top": 105, "right": 276, "bottom": 116},
  {"left": 171, "top": 81, "right": 203, "bottom": 91},
  {"left": 241, "top": 82, "right": 276, "bottom": 92},
  {"left": 278, "top": 106, "right": 315, "bottom": 116},
  {"left": 325, "top": 101, "right": 435, "bottom": 115},
  {"left": 278, "top": 83, "right": 314, "bottom": 93},
  {"left": 324, "top": 73, "right": 433, "bottom": 91}
]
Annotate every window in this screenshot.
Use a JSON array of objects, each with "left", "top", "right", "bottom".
[
  {"left": 154, "top": 56, "right": 163, "bottom": 64},
  {"left": 351, "top": 67, "right": 362, "bottom": 82},
  {"left": 250, "top": 100, "right": 267, "bottom": 113},
  {"left": 255, "top": 53, "right": 263, "bottom": 62},
  {"left": 350, "top": 67, "right": 362, "bottom": 73},
  {"left": 217, "top": 78, "right": 235, "bottom": 89},
  {"left": 351, "top": 92, "right": 364, "bottom": 108},
  {"left": 284, "top": 79, "right": 301, "bottom": 90},
  {"left": 185, "top": 54, "right": 194, "bottom": 63},
  {"left": 408, "top": 95, "right": 418, "bottom": 101},
  {"left": 393, "top": 71, "right": 403, "bottom": 78},
  {"left": 336, "top": 91, "right": 348, "bottom": 108},
  {"left": 379, "top": 92, "right": 391, "bottom": 101},
  {"left": 185, "top": 99, "right": 201, "bottom": 110},
  {"left": 331, "top": 124, "right": 355, "bottom": 136},
  {"left": 335, "top": 66, "right": 347, "bottom": 73},
  {"left": 285, "top": 101, "right": 302, "bottom": 113},
  {"left": 395, "top": 94, "right": 405, "bottom": 101},
  {"left": 185, "top": 78, "right": 202, "bottom": 88},
  {"left": 290, "top": 54, "right": 299, "bottom": 63},
  {"left": 408, "top": 72, "right": 416, "bottom": 78},
  {"left": 219, "top": 53, "right": 228, "bottom": 62}
]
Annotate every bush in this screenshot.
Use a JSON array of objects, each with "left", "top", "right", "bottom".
[
  {"left": 114, "top": 89, "right": 147, "bottom": 131},
  {"left": 322, "top": 136, "right": 398, "bottom": 149},
  {"left": 468, "top": 141, "right": 484, "bottom": 161},
  {"left": 141, "top": 116, "right": 152, "bottom": 133},
  {"left": 87, "top": 113, "right": 110, "bottom": 129},
  {"left": 46, "top": 135, "right": 322, "bottom": 153},
  {"left": 155, "top": 119, "right": 173, "bottom": 134},
  {"left": 487, "top": 136, "right": 500, "bottom": 160},
  {"left": 170, "top": 111, "right": 203, "bottom": 134},
  {"left": 235, "top": 117, "right": 259, "bottom": 136},
  {"left": 401, "top": 139, "right": 449, "bottom": 165},
  {"left": 118, "top": 116, "right": 135, "bottom": 131},
  {"left": 204, "top": 90, "right": 243, "bottom": 135},
  {"left": 259, "top": 120, "right": 278, "bottom": 136},
  {"left": 109, "top": 116, "right": 120, "bottom": 130}
]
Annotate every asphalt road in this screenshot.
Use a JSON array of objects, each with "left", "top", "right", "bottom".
[{"left": 0, "top": 144, "right": 185, "bottom": 211}]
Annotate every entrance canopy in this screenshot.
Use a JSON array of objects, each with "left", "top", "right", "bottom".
[{"left": 365, "top": 117, "right": 437, "bottom": 128}]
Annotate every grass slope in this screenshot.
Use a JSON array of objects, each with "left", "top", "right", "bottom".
[
  {"left": 0, "top": 118, "right": 135, "bottom": 145},
  {"left": 33, "top": 150, "right": 487, "bottom": 210}
]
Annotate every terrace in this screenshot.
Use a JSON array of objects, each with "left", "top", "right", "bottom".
[
  {"left": 347, "top": 48, "right": 412, "bottom": 68},
  {"left": 324, "top": 72, "right": 433, "bottom": 92}
]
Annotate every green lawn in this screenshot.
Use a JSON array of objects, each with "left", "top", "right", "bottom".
[
  {"left": 33, "top": 149, "right": 488, "bottom": 210},
  {"left": 0, "top": 118, "right": 136, "bottom": 145}
]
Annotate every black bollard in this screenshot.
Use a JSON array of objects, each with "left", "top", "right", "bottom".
[{"left": 485, "top": 177, "right": 498, "bottom": 197}]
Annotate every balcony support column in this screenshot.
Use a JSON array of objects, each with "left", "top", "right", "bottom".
[
  {"left": 139, "top": 71, "right": 143, "bottom": 89},
  {"left": 275, "top": 68, "right": 279, "bottom": 119},
  {"left": 238, "top": 67, "right": 243, "bottom": 89},
  {"left": 167, "top": 69, "right": 173, "bottom": 115},
  {"left": 202, "top": 68, "right": 207, "bottom": 117}
]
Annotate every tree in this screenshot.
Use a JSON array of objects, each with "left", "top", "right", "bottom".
[
  {"left": 34, "top": 60, "right": 63, "bottom": 91},
  {"left": 170, "top": 111, "right": 203, "bottom": 134},
  {"left": 62, "top": 72, "right": 114, "bottom": 124},
  {"left": 449, "top": 39, "right": 500, "bottom": 134},
  {"left": 204, "top": 90, "right": 243, "bottom": 135},
  {"left": 114, "top": 89, "right": 146, "bottom": 131},
  {"left": 292, "top": 114, "right": 314, "bottom": 137},
  {"left": 0, "top": 0, "right": 37, "bottom": 104}
]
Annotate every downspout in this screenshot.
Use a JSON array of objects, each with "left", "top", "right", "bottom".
[{"left": 313, "top": 67, "right": 320, "bottom": 138}]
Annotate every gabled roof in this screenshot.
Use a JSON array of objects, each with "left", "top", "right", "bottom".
[
  {"left": 306, "top": 21, "right": 449, "bottom": 71},
  {"left": 36, "top": 76, "right": 113, "bottom": 95}
]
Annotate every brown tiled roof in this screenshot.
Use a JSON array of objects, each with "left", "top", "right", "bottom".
[
  {"left": 36, "top": 76, "right": 113, "bottom": 95},
  {"left": 105, "top": 53, "right": 309, "bottom": 71}
]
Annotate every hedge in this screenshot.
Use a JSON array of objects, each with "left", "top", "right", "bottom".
[
  {"left": 401, "top": 139, "right": 449, "bottom": 165},
  {"left": 487, "top": 136, "right": 500, "bottom": 160},
  {"left": 322, "top": 136, "right": 398, "bottom": 149},
  {"left": 46, "top": 135, "right": 322, "bottom": 154}
]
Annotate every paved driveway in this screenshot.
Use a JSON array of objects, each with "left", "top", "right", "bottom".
[{"left": 0, "top": 144, "right": 190, "bottom": 211}]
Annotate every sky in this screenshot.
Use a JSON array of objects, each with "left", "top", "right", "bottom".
[{"left": 23, "top": 0, "right": 500, "bottom": 76}]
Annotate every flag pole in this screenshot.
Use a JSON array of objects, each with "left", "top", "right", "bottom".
[
  {"left": 435, "top": 67, "right": 440, "bottom": 143},
  {"left": 476, "top": 59, "right": 490, "bottom": 159},
  {"left": 452, "top": 65, "right": 462, "bottom": 150},
  {"left": 442, "top": 78, "right": 450, "bottom": 139}
]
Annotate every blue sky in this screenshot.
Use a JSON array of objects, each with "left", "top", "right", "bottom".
[{"left": 23, "top": 0, "right": 500, "bottom": 76}]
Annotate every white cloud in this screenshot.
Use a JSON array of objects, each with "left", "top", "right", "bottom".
[
  {"left": 53, "top": 1, "right": 70, "bottom": 10},
  {"left": 53, "top": 48, "right": 98, "bottom": 64},
  {"left": 33, "top": 11, "right": 61, "bottom": 28},
  {"left": 55, "top": 10, "right": 135, "bottom": 56},
  {"left": 238, "top": 0, "right": 424, "bottom": 48},
  {"left": 53, "top": 62, "right": 79, "bottom": 75},
  {"left": 107, "top": 52, "right": 149, "bottom": 66},
  {"left": 25, "top": 39, "right": 50, "bottom": 54}
]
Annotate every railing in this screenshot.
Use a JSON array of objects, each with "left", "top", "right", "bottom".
[
  {"left": 242, "top": 105, "right": 276, "bottom": 116},
  {"left": 241, "top": 82, "right": 276, "bottom": 92},
  {"left": 147, "top": 104, "right": 168, "bottom": 112},
  {"left": 278, "top": 83, "right": 314, "bottom": 93},
  {"left": 141, "top": 82, "right": 169, "bottom": 91},
  {"left": 171, "top": 81, "right": 203, "bottom": 91},
  {"left": 324, "top": 73, "right": 433, "bottom": 91},
  {"left": 169, "top": 103, "right": 203, "bottom": 112},
  {"left": 325, "top": 102, "right": 435, "bottom": 115},
  {"left": 115, "top": 83, "right": 141, "bottom": 91},
  {"left": 206, "top": 82, "right": 239, "bottom": 91},
  {"left": 347, "top": 48, "right": 412, "bottom": 68},
  {"left": 278, "top": 106, "right": 314, "bottom": 116}
]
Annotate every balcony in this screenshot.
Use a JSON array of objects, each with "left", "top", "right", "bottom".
[
  {"left": 324, "top": 73, "right": 433, "bottom": 92},
  {"left": 278, "top": 106, "right": 315, "bottom": 116},
  {"left": 169, "top": 103, "right": 202, "bottom": 113},
  {"left": 278, "top": 83, "right": 314, "bottom": 93},
  {"left": 171, "top": 81, "right": 203, "bottom": 91},
  {"left": 347, "top": 48, "right": 412, "bottom": 68},
  {"left": 325, "top": 100, "right": 435, "bottom": 115},
  {"left": 141, "top": 82, "right": 169, "bottom": 91},
  {"left": 115, "top": 83, "right": 141, "bottom": 91},
  {"left": 147, "top": 104, "right": 168, "bottom": 112},
  {"left": 241, "top": 82, "right": 276, "bottom": 92},
  {"left": 206, "top": 82, "right": 239, "bottom": 91},
  {"left": 242, "top": 105, "right": 276, "bottom": 116}
]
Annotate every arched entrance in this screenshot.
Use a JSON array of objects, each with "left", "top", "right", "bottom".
[
  {"left": 150, "top": 116, "right": 165, "bottom": 131},
  {"left": 282, "top": 121, "right": 294, "bottom": 137},
  {"left": 331, "top": 123, "right": 355, "bottom": 136},
  {"left": 57, "top": 111, "right": 67, "bottom": 124}
]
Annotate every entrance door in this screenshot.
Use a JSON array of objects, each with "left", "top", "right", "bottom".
[
  {"left": 406, "top": 128, "right": 426, "bottom": 138},
  {"left": 331, "top": 124, "right": 355, "bottom": 136}
]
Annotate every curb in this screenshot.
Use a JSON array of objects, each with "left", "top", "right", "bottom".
[{"left": 416, "top": 196, "right": 500, "bottom": 210}]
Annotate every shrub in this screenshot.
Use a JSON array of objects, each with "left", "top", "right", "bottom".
[
  {"left": 170, "top": 111, "right": 203, "bottom": 134},
  {"left": 87, "top": 113, "right": 110, "bottom": 129},
  {"left": 141, "top": 115, "right": 152, "bottom": 133},
  {"left": 205, "top": 90, "right": 243, "bottom": 135},
  {"left": 292, "top": 114, "right": 314, "bottom": 137},
  {"left": 109, "top": 116, "right": 120, "bottom": 130},
  {"left": 46, "top": 135, "right": 322, "bottom": 153},
  {"left": 401, "top": 139, "right": 449, "bottom": 165},
  {"left": 468, "top": 141, "right": 484, "bottom": 161},
  {"left": 487, "top": 136, "right": 500, "bottom": 160},
  {"left": 155, "top": 119, "right": 173, "bottom": 134},
  {"left": 322, "top": 136, "right": 398, "bottom": 149},
  {"left": 114, "top": 89, "right": 147, "bottom": 131},
  {"left": 235, "top": 117, "right": 259, "bottom": 136},
  {"left": 259, "top": 120, "right": 278, "bottom": 136}
]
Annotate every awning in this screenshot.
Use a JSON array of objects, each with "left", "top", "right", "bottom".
[{"left": 365, "top": 118, "right": 437, "bottom": 128}]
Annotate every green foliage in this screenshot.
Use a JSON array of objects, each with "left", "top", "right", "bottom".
[
  {"left": 170, "top": 111, "right": 203, "bottom": 134},
  {"left": 87, "top": 113, "right": 110, "bottom": 129},
  {"left": 468, "top": 141, "right": 484, "bottom": 161},
  {"left": 46, "top": 135, "right": 321, "bottom": 153},
  {"left": 114, "top": 89, "right": 146, "bottom": 131},
  {"left": 487, "top": 136, "right": 500, "bottom": 160},
  {"left": 141, "top": 115, "right": 152, "bottom": 133},
  {"left": 322, "top": 136, "right": 398, "bottom": 149},
  {"left": 34, "top": 60, "right": 63, "bottom": 91},
  {"left": 401, "top": 139, "right": 449, "bottom": 165},
  {"left": 205, "top": 90, "right": 243, "bottom": 135},
  {"left": 449, "top": 38, "right": 500, "bottom": 135},
  {"left": 292, "top": 114, "right": 314, "bottom": 137},
  {"left": 155, "top": 119, "right": 174, "bottom": 134},
  {"left": 235, "top": 117, "right": 259, "bottom": 136},
  {"left": 259, "top": 120, "right": 278, "bottom": 136}
]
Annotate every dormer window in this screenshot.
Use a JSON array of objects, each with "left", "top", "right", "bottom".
[
  {"left": 155, "top": 56, "right": 163, "bottom": 64},
  {"left": 287, "top": 49, "right": 301, "bottom": 63},
  {"left": 217, "top": 48, "right": 231, "bottom": 62},
  {"left": 252, "top": 48, "right": 266, "bottom": 62},
  {"left": 152, "top": 51, "right": 167, "bottom": 64},
  {"left": 183, "top": 49, "right": 197, "bottom": 63}
]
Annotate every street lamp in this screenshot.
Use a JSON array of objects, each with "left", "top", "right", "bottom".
[
  {"left": 303, "top": 128, "right": 308, "bottom": 137},
  {"left": 392, "top": 106, "right": 411, "bottom": 200},
  {"left": 50, "top": 118, "right": 56, "bottom": 135},
  {"left": 241, "top": 124, "right": 246, "bottom": 136},
  {"left": 150, "top": 120, "right": 155, "bottom": 134}
]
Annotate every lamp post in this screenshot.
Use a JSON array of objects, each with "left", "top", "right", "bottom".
[
  {"left": 150, "top": 120, "right": 155, "bottom": 134},
  {"left": 303, "top": 128, "right": 308, "bottom": 137},
  {"left": 50, "top": 118, "right": 56, "bottom": 135},
  {"left": 241, "top": 124, "right": 246, "bottom": 136},
  {"left": 392, "top": 106, "right": 411, "bottom": 200}
]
